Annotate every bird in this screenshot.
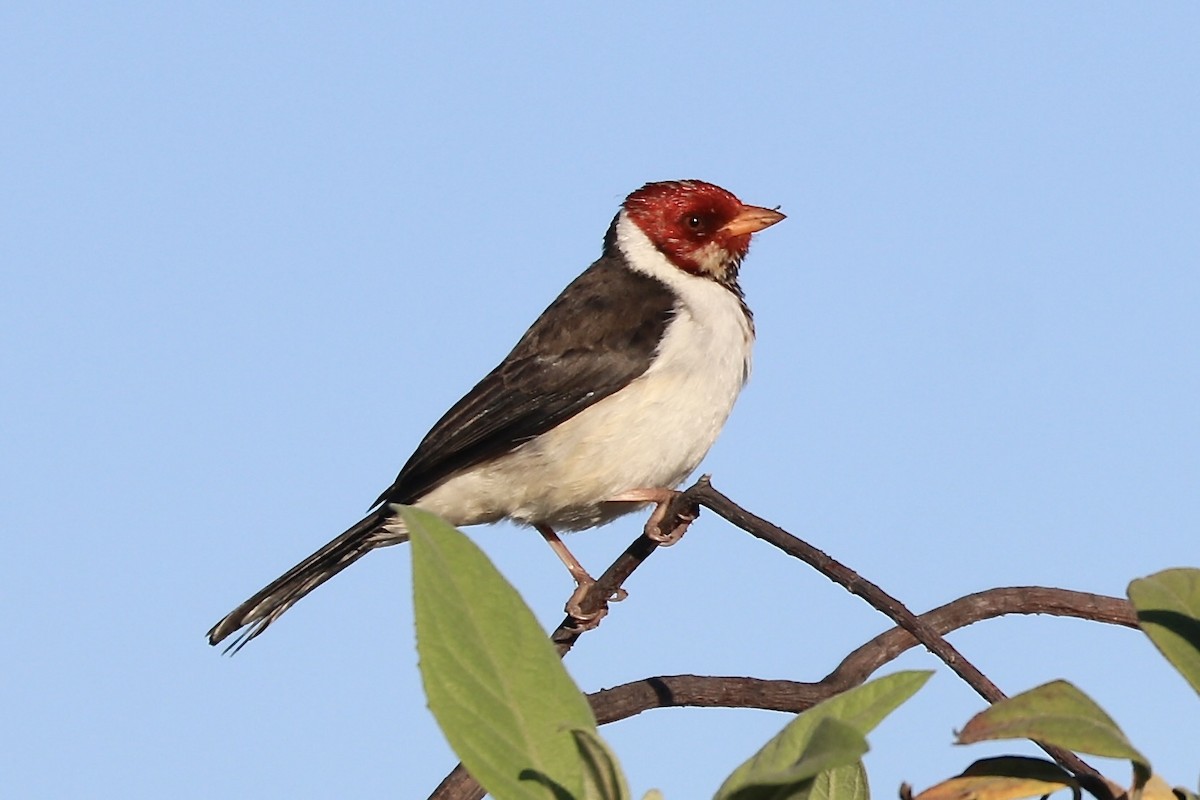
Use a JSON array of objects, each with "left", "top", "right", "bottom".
[{"left": 208, "top": 179, "right": 785, "bottom": 651}]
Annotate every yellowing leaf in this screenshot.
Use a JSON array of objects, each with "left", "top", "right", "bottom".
[
  {"left": 1168, "top": 784, "right": 1199, "bottom": 800},
  {"left": 1141, "top": 774, "right": 1179, "bottom": 800},
  {"left": 913, "top": 757, "right": 1075, "bottom": 800}
]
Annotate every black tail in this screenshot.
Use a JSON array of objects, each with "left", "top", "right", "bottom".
[{"left": 208, "top": 507, "right": 403, "bottom": 652}]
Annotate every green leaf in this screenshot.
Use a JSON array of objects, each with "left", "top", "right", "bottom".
[
  {"left": 807, "top": 762, "right": 869, "bottom": 800},
  {"left": 912, "top": 756, "right": 1075, "bottom": 800},
  {"left": 1128, "top": 568, "right": 1200, "bottom": 696},
  {"left": 729, "top": 719, "right": 868, "bottom": 794},
  {"left": 714, "top": 671, "right": 932, "bottom": 800},
  {"left": 572, "top": 728, "right": 631, "bottom": 800},
  {"left": 957, "top": 680, "right": 1148, "bottom": 768},
  {"left": 407, "top": 507, "right": 595, "bottom": 800}
]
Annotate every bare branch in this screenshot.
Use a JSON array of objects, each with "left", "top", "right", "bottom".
[
  {"left": 427, "top": 480, "right": 1135, "bottom": 800},
  {"left": 550, "top": 488, "right": 697, "bottom": 654},
  {"left": 589, "top": 587, "right": 1136, "bottom": 723},
  {"left": 689, "top": 478, "right": 1122, "bottom": 800},
  {"left": 428, "top": 766, "right": 481, "bottom": 800}
]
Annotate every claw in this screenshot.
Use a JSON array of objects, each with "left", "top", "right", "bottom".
[{"left": 609, "top": 487, "right": 698, "bottom": 545}]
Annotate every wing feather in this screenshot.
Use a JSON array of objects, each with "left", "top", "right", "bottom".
[{"left": 373, "top": 250, "right": 676, "bottom": 506}]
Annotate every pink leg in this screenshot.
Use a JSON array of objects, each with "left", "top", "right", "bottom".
[
  {"left": 535, "top": 523, "right": 626, "bottom": 627},
  {"left": 535, "top": 522, "right": 595, "bottom": 586}
]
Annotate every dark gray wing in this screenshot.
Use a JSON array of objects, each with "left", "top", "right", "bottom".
[{"left": 373, "top": 251, "right": 676, "bottom": 507}]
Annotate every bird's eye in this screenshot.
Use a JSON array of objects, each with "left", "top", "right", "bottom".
[{"left": 685, "top": 214, "right": 703, "bottom": 230}]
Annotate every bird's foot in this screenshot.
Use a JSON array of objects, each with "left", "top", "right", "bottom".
[
  {"left": 609, "top": 487, "right": 699, "bottom": 545},
  {"left": 564, "top": 579, "right": 627, "bottom": 631},
  {"left": 535, "top": 522, "right": 625, "bottom": 629}
]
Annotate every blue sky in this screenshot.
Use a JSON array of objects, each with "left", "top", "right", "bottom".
[{"left": 3, "top": 4, "right": 1197, "bottom": 798}]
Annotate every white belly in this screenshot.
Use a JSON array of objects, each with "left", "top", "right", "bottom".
[{"left": 416, "top": 279, "right": 753, "bottom": 531}]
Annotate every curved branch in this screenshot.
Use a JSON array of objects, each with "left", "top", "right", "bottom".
[
  {"left": 689, "top": 477, "right": 1120, "bottom": 800},
  {"left": 590, "top": 586, "right": 1136, "bottom": 723},
  {"left": 427, "top": 481, "right": 1135, "bottom": 800}
]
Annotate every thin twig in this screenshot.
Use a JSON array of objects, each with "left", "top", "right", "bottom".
[
  {"left": 427, "top": 481, "right": 1132, "bottom": 800},
  {"left": 689, "top": 478, "right": 1121, "bottom": 800},
  {"left": 550, "top": 489, "right": 698, "bottom": 654},
  {"left": 428, "top": 584, "right": 1135, "bottom": 800},
  {"left": 588, "top": 587, "right": 1136, "bottom": 723}
]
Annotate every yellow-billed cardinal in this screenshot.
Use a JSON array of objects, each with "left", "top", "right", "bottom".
[{"left": 209, "top": 180, "right": 785, "bottom": 650}]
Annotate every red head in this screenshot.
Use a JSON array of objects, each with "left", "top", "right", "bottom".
[{"left": 622, "top": 180, "right": 785, "bottom": 282}]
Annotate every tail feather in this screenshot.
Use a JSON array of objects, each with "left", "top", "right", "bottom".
[{"left": 208, "top": 507, "right": 405, "bottom": 653}]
